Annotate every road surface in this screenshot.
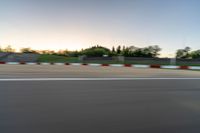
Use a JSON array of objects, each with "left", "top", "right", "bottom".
[
  {"left": 0, "top": 64, "right": 200, "bottom": 78},
  {"left": 1, "top": 79, "right": 200, "bottom": 133}
]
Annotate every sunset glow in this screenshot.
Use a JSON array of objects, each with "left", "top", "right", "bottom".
[{"left": 1, "top": 0, "right": 200, "bottom": 57}]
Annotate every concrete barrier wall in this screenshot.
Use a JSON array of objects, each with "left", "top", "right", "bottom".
[
  {"left": 83, "top": 56, "right": 200, "bottom": 65},
  {"left": 0, "top": 53, "right": 39, "bottom": 62},
  {"left": 0, "top": 52, "right": 12, "bottom": 60},
  {"left": 82, "top": 57, "right": 117, "bottom": 61}
]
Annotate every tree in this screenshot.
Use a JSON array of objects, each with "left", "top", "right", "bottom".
[
  {"left": 40, "top": 50, "right": 56, "bottom": 55},
  {"left": 121, "top": 47, "right": 133, "bottom": 57},
  {"left": 116, "top": 46, "right": 121, "bottom": 54},
  {"left": 68, "top": 51, "right": 80, "bottom": 57},
  {"left": 3, "top": 45, "right": 15, "bottom": 52},
  {"left": 110, "top": 46, "right": 117, "bottom": 56},
  {"left": 176, "top": 47, "right": 191, "bottom": 59},
  {"left": 0, "top": 46, "right": 2, "bottom": 52},
  {"left": 112, "top": 46, "right": 116, "bottom": 53},
  {"left": 20, "top": 48, "right": 37, "bottom": 53},
  {"left": 121, "top": 45, "right": 161, "bottom": 57},
  {"left": 122, "top": 46, "right": 126, "bottom": 52},
  {"left": 190, "top": 50, "right": 200, "bottom": 59},
  {"left": 146, "top": 45, "right": 161, "bottom": 57},
  {"left": 81, "top": 45, "right": 111, "bottom": 57}
]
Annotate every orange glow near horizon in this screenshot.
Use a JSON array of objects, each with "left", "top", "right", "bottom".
[{"left": 0, "top": 29, "right": 176, "bottom": 57}]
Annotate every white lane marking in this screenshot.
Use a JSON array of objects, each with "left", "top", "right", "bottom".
[
  {"left": 161, "top": 65, "right": 179, "bottom": 69},
  {"left": 26, "top": 63, "right": 37, "bottom": 65},
  {"left": 54, "top": 63, "right": 65, "bottom": 65},
  {"left": 88, "top": 64, "right": 101, "bottom": 66},
  {"left": 110, "top": 64, "right": 124, "bottom": 67},
  {"left": 0, "top": 78, "right": 200, "bottom": 81},
  {"left": 70, "top": 63, "right": 81, "bottom": 66},
  {"left": 133, "top": 65, "right": 150, "bottom": 68},
  {"left": 189, "top": 66, "right": 200, "bottom": 70},
  {"left": 40, "top": 63, "right": 51, "bottom": 65},
  {"left": 6, "top": 62, "right": 20, "bottom": 65}
]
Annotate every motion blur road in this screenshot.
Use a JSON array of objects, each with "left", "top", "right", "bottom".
[
  {"left": 0, "top": 64, "right": 200, "bottom": 78},
  {"left": 1, "top": 79, "right": 200, "bottom": 133},
  {"left": 1, "top": 65, "right": 200, "bottom": 133}
]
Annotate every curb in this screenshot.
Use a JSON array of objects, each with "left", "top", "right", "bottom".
[{"left": 0, "top": 62, "right": 200, "bottom": 70}]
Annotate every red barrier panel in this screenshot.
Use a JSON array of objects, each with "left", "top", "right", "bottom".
[
  {"left": 19, "top": 62, "right": 26, "bottom": 65},
  {"left": 102, "top": 64, "right": 109, "bottom": 66},
  {"left": 82, "top": 63, "right": 88, "bottom": 66},
  {"left": 124, "top": 64, "right": 132, "bottom": 67},
  {"left": 179, "top": 66, "right": 189, "bottom": 69},
  {"left": 0, "top": 62, "right": 6, "bottom": 64},
  {"left": 150, "top": 64, "right": 161, "bottom": 68}
]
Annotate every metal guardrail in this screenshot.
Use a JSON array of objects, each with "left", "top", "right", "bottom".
[
  {"left": 0, "top": 52, "right": 12, "bottom": 61},
  {"left": 82, "top": 56, "right": 200, "bottom": 65},
  {"left": 0, "top": 53, "right": 39, "bottom": 62}
]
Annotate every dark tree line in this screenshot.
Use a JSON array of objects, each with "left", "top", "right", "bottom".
[
  {"left": 17, "top": 45, "right": 162, "bottom": 58},
  {"left": 111, "top": 45, "right": 161, "bottom": 58},
  {"left": 3, "top": 44, "right": 200, "bottom": 59},
  {"left": 176, "top": 47, "right": 200, "bottom": 59}
]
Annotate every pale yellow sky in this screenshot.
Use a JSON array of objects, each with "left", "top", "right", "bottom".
[
  {"left": 1, "top": 29, "right": 176, "bottom": 57},
  {"left": 1, "top": 0, "right": 199, "bottom": 58}
]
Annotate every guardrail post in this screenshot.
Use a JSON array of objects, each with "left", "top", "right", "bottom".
[
  {"left": 78, "top": 55, "right": 86, "bottom": 62},
  {"left": 118, "top": 56, "right": 125, "bottom": 62},
  {"left": 170, "top": 58, "right": 176, "bottom": 65}
]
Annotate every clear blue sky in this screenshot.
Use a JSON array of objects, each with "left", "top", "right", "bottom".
[{"left": 1, "top": 0, "right": 200, "bottom": 57}]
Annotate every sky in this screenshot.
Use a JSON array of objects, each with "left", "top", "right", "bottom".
[{"left": 0, "top": 0, "right": 200, "bottom": 57}]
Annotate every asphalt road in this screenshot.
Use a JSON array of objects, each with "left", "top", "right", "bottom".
[
  {"left": 1, "top": 65, "right": 200, "bottom": 78},
  {"left": 1, "top": 80, "right": 200, "bottom": 133}
]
